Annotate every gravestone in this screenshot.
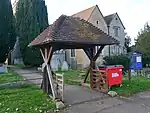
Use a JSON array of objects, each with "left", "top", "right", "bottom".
[
  {"left": 51, "top": 50, "right": 66, "bottom": 71},
  {"left": 0, "top": 64, "right": 8, "bottom": 73},
  {"left": 11, "top": 37, "right": 23, "bottom": 64},
  {"left": 70, "top": 58, "right": 77, "bottom": 69},
  {"left": 131, "top": 69, "right": 137, "bottom": 76},
  {"left": 51, "top": 59, "right": 59, "bottom": 71},
  {"left": 61, "top": 61, "right": 69, "bottom": 71}
]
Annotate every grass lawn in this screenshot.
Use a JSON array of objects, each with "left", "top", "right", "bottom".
[
  {"left": 57, "top": 70, "right": 150, "bottom": 97},
  {"left": 0, "top": 71, "right": 56, "bottom": 113},
  {"left": 0, "top": 70, "right": 23, "bottom": 84},
  {"left": 57, "top": 69, "right": 88, "bottom": 85},
  {"left": 112, "top": 76, "right": 150, "bottom": 97}
]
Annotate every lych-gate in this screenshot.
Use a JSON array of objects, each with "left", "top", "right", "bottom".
[{"left": 28, "top": 15, "right": 119, "bottom": 101}]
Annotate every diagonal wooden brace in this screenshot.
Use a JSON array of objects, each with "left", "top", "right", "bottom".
[
  {"left": 83, "top": 65, "right": 91, "bottom": 83},
  {"left": 83, "top": 46, "right": 105, "bottom": 83},
  {"left": 93, "top": 45, "right": 105, "bottom": 61},
  {"left": 40, "top": 47, "right": 56, "bottom": 99}
]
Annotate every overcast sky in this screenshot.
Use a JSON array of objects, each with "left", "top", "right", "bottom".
[{"left": 12, "top": 0, "right": 150, "bottom": 44}]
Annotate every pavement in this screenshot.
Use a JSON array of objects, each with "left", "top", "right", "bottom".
[
  {"left": 64, "top": 85, "right": 108, "bottom": 105},
  {"left": 10, "top": 67, "right": 150, "bottom": 113},
  {"left": 58, "top": 94, "right": 150, "bottom": 113},
  {"left": 10, "top": 67, "right": 42, "bottom": 87}
]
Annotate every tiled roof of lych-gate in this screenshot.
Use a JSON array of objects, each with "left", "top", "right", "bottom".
[{"left": 28, "top": 15, "right": 119, "bottom": 47}]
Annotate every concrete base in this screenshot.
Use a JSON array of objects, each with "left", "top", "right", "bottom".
[{"left": 64, "top": 85, "right": 108, "bottom": 105}]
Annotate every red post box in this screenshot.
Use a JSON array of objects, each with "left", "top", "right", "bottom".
[{"left": 99, "top": 65, "right": 124, "bottom": 88}]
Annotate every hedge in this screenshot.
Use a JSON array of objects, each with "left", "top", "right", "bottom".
[{"left": 103, "top": 55, "right": 130, "bottom": 72}]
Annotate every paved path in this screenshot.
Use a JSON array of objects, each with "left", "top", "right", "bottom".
[
  {"left": 10, "top": 67, "right": 42, "bottom": 87},
  {"left": 10, "top": 67, "right": 108, "bottom": 105},
  {"left": 10, "top": 67, "right": 150, "bottom": 113},
  {"left": 64, "top": 85, "right": 108, "bottom": 105},
  {"left": 58, "top": 94, "right": 150, "bottom": 113}
]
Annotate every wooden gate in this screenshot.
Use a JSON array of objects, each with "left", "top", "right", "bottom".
[
  {"left": 55, "top": 73, "right": 64, "bottom": 101},
  {"left": 91, "top": 69, "right": 108, "bottom": 92}
]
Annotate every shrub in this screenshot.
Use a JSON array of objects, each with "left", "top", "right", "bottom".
[
  {"left": 142, "top": 55, "right": 150, "bottom": 67},
  {"left": 103, "top": 55, "right": 130, "bottom": 72}
]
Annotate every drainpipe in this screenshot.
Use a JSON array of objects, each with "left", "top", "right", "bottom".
[{"left": 108, "top": 25, "right": 110, "bottom": 57}]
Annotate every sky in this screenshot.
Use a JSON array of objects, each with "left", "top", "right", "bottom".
[{"left": 11, "top": 0, "right": 150, "bottom": 45}]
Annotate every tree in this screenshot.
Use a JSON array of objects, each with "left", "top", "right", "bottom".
[
  {"left": 0, "top": 0, "right": 16, "bottom": 63},
  {"left": 135, "top": 23, "right": 150, "bottom": 67},
  {"left": 15, "top": 0, "right": 49, "bottom": 66},
  {"left": 124, "top": 33, "right": 131, "bottom": 53},
  {"left": 135, "top": 23, "right": 150, "bottom": 56}
]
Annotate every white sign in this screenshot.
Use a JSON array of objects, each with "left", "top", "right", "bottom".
[
  {"left": 136, "top": 56, "right": 141, "bottom": 63},
  {"left": 112, "top": 73, "right": 119, "bottom": 78}
]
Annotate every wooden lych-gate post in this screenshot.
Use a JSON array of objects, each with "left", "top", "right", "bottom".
[
  {"left": 83, "top": 45, "right": 105, "bottom": 89},
  {"left": 40, "top": 46, "right": 56, "bottom": 99}
]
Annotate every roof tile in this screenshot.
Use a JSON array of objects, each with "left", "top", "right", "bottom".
[{"left": 29, "top": 15, "right": 119, "bottom": 47}]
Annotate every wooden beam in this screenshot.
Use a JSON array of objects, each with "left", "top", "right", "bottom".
[
  {"left": 40, "top": 47, "right": 53, "bottom": 63},
  {"left": 83, "top": 48, "right": 92, "bottom": 60},
  {"left": 83, "top": 65, "right": 91, "bottom": 83},
  {"left": 40, "top": 48, "right": 47, "bottom": 92},
  {"left": 40, "top": 48, "right": 45, "bottom": 62},
  {"left": 41, "top": 67, "right": 47, "bottom": 92},
  {"left": 83, "top": 47, "right": 95, "bottom": 83},
  {"left": 46, "top": 65, "right": 56, "bottom": 99},
  {"left": 90, "top": 47, "right": 94, "bottom": 57},
  {"left": 93, "top": 45, "right": 105, "bottom": 61},
  {"left": 45, "top": 48, "right": 48, "bottom": 63},
  {"left": 40, "top": 47, "right": 56, "bottom": 99},
  {"left": 45, "top": 47, "right": 56, "bottom": 98},
  {"left": 89, "top": 47, "right": 95, "bottom": 88},
  {"left": 47, "top": 47, "right": 53, "bottom": 62},
  {"left": 90, "top": 60, "right": 95, "bottom": 88}
]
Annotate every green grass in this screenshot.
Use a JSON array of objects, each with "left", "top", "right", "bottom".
[
  {"left": 57, "top": 70, "right": 150, "bottom": 97},
  {"left": 0, "top": 85, "right": 56, "bottom": 113},
  {"left": 112, "top": 76, "right": 150, "bottom": 96},
  {"left": 0, "top": 71, "right": 56, "bottom": 113},
  {"left": 0, "top": 70, "right": 23, "bottom": 84},
  {"left": 56, "top": 69, "right": 87, "bottom": 85},
  {"left": 12, "top": 64, "right": 26, "bottom": 68}
]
